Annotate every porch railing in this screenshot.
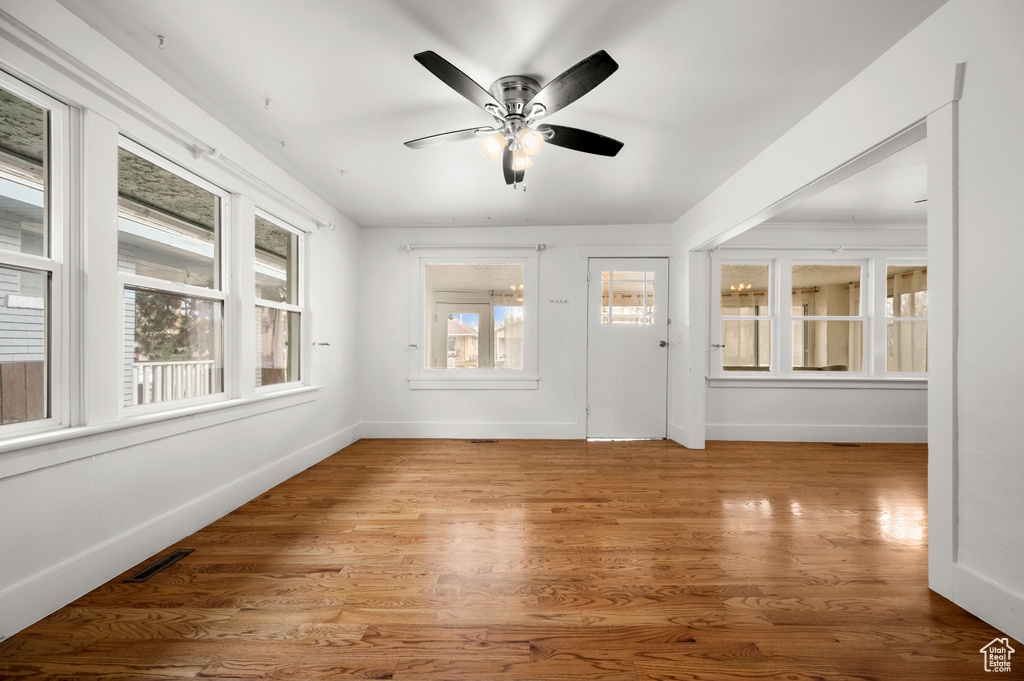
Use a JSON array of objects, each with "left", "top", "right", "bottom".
[{"left": 132, "top": 360, "right": 216, "bottom": 405}]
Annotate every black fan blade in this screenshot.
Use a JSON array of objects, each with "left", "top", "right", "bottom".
[
  {"left": 414, "top": 51, "right": 505, "bottom": 115},
  {"left": 404, "top": 127, "right": 490, "bottom": 149},
  {"left": 515, "top": 166, "right": 525, "bottom": 184},
  {"left": 502, "top": 146, "right": 515, "bottom": 185},
  {"left": 537, "top": 124, "right": 623, "bottom": 157},
  {"left": 526, "top": 50, "right": 618, "bottom": 118}
]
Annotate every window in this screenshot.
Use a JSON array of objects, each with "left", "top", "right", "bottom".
[
  {"left": 712, "top": 257, "right": 925, "bottom": 379},
  {"left": 254, "top": 212, "right": 302, "bottom": 388},
  {"left": 0, "top": 64, "right": 325, "bottom": 455},
  {"left": 0, "top": 76, "right": 66, "bottom": 433},
  {"left": 410, "top": 251, "right": 538, "bottom": 389},
  {"left": 720, "top": 264, "right": 770, "bottom": 371},
  {"left": 886, "top": 265, "right": 927, "bottom": 372},
  {"left": 601, "top": 270, "right": 656, "bottom": 325},
  {"left": 425, "top": 263, "right": 523, "bottom": 370},
  {"left": 791, "top": 264, "right": 863, "bottom": 372},
  {"left": 118, "top": 141, "right": 226, "bottom": 407}
]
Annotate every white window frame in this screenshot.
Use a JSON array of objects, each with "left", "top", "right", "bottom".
[
  {"left": 408, "top": 249, "right": 539, "bottom": 390},
  {"left": 710, "top": 252, "right": 927, "bottom": 383},
  {"left": 253, "top": 208, "right": 305, "bottom": 393},
  {"left": 118, "top": 137, "right": 231, "bottom": 415},
  {"left": 0, "top": 71, "right": 70, "bottom": 438},
  {"left": 712, "top": 259, "right": 775, "bottom": 372},
  {"left": 782, "top": 258, "right": 868, "bottom": 378}
]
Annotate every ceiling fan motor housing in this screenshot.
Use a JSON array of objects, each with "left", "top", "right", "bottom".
[{"left": 489, "top": 76, "right": 541, "bottom": 117}]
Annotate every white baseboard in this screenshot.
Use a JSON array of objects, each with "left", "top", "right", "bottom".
[
  {"left": 359, "top": 421, "right": 579, "bottom": 440},
  {"left": 668, "top": 422, "right": 687, "bottom": 446},
  {"left": 705, "top": 422, "right": 927, "bottom": 443},
  {"left": 951, "top": 564, "right": 1024, "bottom": 642},
  {"left": 0, "top": 423, "right": 359, "bottom": 640}
]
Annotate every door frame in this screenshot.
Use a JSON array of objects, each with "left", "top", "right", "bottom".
[
  {"left": 431, "top": 301, "right": 491, "bottom": 369},
  {"left": 575, "top": 245, "right": 672, "bottom": 439}
]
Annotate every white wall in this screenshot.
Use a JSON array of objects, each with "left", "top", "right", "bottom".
[
  {"left": 0, "top": 2, "right": 361, "bottom": 639},
  {"left": 671, "top": 0, "right": 1024, "bottom": 640},
  {"left": 706, "top": 385, "right": 926, "bottom": 443},
  {"left": 359, "top": 224, "right": 670, "bottom": 439},
  {"left": 949, "top": 0, "right": 1024, "bottom": 635}
]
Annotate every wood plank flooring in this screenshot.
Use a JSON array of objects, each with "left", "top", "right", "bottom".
[{"left": 0, "top": 439, "right": 1014, "bottom": 680}]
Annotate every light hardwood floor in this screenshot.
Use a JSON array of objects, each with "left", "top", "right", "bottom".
[{"left": 0, "top": 439, "right": 1012, "bottom": 680}]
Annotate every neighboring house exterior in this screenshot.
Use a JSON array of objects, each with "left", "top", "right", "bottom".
[
  {"left": 446, "top": 316, "right": 478, "bottom": 368},
  {"left": 494, "top": 312, "right": 524, "bottom": 369},
  {"left": 0, "top": 174, "right": 46, "bottom": 424}
]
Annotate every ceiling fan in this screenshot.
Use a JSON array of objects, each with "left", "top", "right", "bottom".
[{"left": 404, "top": 50, "right": 624, "bottom": 187}]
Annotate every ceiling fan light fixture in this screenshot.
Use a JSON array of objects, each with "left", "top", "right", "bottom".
[
  {"left": 481, "top": 133, "right": 507, "bottom": 161},
  {"left": 518, "top": 128, "right": 544, "bottom": 157},
  {"left": 512, "top": 148, "right": 532, "bottom": 171}
]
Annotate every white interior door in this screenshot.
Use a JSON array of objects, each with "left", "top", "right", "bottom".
[{"left": 586, "top": 258, "right": 669, "bottom": 438}]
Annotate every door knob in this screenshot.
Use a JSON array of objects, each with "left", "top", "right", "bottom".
[{"left": 659, "top": 340, "right": 668, "bottom": 347}]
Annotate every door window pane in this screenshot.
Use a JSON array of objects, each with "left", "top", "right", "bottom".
[
  {"left": 601, "top": 270, "right": 655, "bottom": 325},
  {"left": 721, "top": 265, "right": 768, "bottom": 315},
  {"left": 0, "top": 266, "right": 48, "bottom": 423},
  {"left": 722, "top": 319, "right": 770, "bottom": 371},
  {"left": 256, "top": 306, "right": 299, "bottom": 386},
  {"left": 792, "top": 265, "right": 861, "bottom": 316},
  {"left": 446, "top": 313, "right": 479, "bottom": 368},
  {"left": 792, "top": 320, "right": 863, "bottom": 371},
  {"left": 255, "top": 215, "right": 298, "bottom": 304},
  {"left": 0, "top": 88, "right": 47, "bottom": 257},
  {"left": 124, "top": 287, "right": 223, "bottom": 406},
  {"left": 118, "top": 148, "right": 219, "bottom": 288}
]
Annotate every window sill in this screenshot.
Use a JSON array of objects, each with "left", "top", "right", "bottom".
[
  {"left": 408, "top": 375, "right": 540, "bottom": 390},
  {"left": 0, "top": 385, "right": 323, "bottom": 480},
  {"left": 707, "top": 375, "right": 926, "bottom": 389}
]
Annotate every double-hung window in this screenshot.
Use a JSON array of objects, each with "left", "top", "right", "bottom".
[
  {"left": 254, "top": 211, "right": 302, "bottom": 388},
  {"left": 719, "top": 264, "right": 771, "bottom": 371},
  {"left": 790, "top": 263, "right": 865, "bottom": 373},
  {"left": 0, "top": 75, "right": 67, "bottom": 434},
  {"left": 117, "top": 140, "right": 227, "bottom": 408},
  {"left": 712, "top": 256, "right": 926, "bottom": 379},
  {"left": 1, "top": 65, "right": 320, "bottom": 453}
]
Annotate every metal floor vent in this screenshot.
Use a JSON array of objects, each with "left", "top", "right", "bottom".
[
  {"left": 124, "top": 548, "right": 194, "bottom": 582},
  {"left": 471, "top": 439, "right": 499, "bottom": 444}
]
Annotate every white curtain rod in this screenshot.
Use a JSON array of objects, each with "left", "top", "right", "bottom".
[{"left": 401, "top": 244, "right": 546, "bottom": 252}]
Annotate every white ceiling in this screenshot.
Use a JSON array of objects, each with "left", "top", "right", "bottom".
[
  {"left": 427, "top": 263, "right": 523, "bottom": 293},
  {"left": 765, "top": 138, "right": 928, "bottom": 226},
  {"left": 55, "top": 0, "right": 947, "bottom": 229}
]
